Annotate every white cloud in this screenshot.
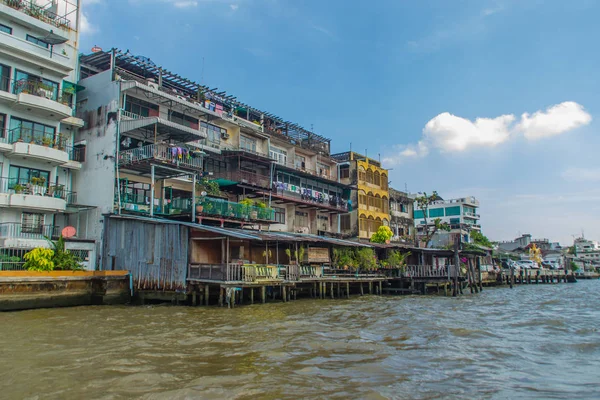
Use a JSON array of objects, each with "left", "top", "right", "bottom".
[
  {"left": 561, "top": 167, "right": 600, "bottom": 183},
  {"left": 230, "top": 4, "right": 239, "bottom": 11},
  {"left": 517, "top": 101, "right": 592, "bottom": 140},
  {"left": 384, "top": 101, "right": 591, "bottom": 165},
  {"left": 173, "top": 1, "right": 198, "bottom": 7},
  {"left": 482, "top": 6, "right": 503, "bottom": 16},
  {"left": 423, "top": 112, "right": 515, "bottom": 152},
  {"left": 79, "top": 12, "right": 97, "bottom": 35}
]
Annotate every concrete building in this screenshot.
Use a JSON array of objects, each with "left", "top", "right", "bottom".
[
  {"left": 413, "top": 195, "right": 480, "bottom": 246},
  {"left": 331, "top": 151, "right": 389, "bottom": 240},
  {"left": 573, "top": 237, "right": 600, "bottom": 264},
  {"left": 498, "top": 234, "right": 532, "bottom": 252},
  {"left": 0, "top": 1, "right": 95, "bottom": 267},
  {"left": 74, "top": 49, "right": 350, "bottom": 268},
  {"left": 388, "top": 188, "right": 413, "bottom": 243}
]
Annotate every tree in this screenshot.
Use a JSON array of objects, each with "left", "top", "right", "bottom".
[
  {"left": 370, "top": 226, "right": 393, "bottom": 243},
  {"left": 470, "top": 230, "right": 493, "bottom": 248},
  {"left": 414, "top": 191, "right": 450, "bottom": 247}
]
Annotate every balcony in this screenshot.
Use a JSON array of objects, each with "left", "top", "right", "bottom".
[
  {"left": 267, "top": 186, "right": 349, "bottom": 213},
  {"left": 0, "top": 128, "right": 82, "bottom": 167},
  {"left": 118, "top": 143, "right": 203, "bottom": 174},
  {"left": 0, "top": 0, "right": 72, "bottom": 31},
  {"left": 0, "top": 222, "right": 60, "bottom": 249},
  {"left": 196, "top": 198, "right": 275, "bottom": 223},
  {"left": 12, "top": 79, "right": 73, "bottom": 120},
  {"left": 0, "top": 177, "right": 75, "bottom": 212},
  {"left": 211, "top": 170, "right": 271, "bottom": 189},
  {"left": 463, "top": 212, "right": 480, "bottom": 219}
]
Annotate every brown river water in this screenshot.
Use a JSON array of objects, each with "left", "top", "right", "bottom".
[{"left": 1, "top": 281, "right": 599, "bottom": 400}]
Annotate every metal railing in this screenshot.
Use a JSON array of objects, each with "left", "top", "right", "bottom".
[
  {"left": 272, "top": 185, "right": 348, "bottom": 211},
  {"left": 405, "top": 265, "right": 456, "bottom": 278},
  {"left": 210, "top": 170, "right": 270, "bottom": 188},
  {"left": 13, "top": 78, "right": 72, "bottom": 107},
  {"left": 66, "top": 145, "right": 85, "bottom": 162},
  {"left": 118, "top": 143, "right": 203, "bottom": 170},
  {"left": 4, "top": 127, "right": 69, "bottom": 149},
  {"left": 0, "top": 222, "right": 60, "bottom": 240},
  {"left": 1, "top": 0, "right": 71, "bottom": 30},
  {"left": 0, "top": 177, "right": 76, "bottom": 203},
  {"left": 196, "top": 198, "right": 275, "bottom": 222}
]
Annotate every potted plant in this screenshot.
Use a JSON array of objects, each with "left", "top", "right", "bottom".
[
  {"left": 13, "top": 184, "right": 24, "bottom": 194},
  {"left": 239, "top": 198, "right": 254, "bottom": 220},
  {"left": 30, "top": 177, "right": 47, "bottom": 196},
  {"left": 203, "top": 201, "right": 213, "bottom": 215},
  {"left": 42, "top": 136, "right": 52, "bottom": 147}
]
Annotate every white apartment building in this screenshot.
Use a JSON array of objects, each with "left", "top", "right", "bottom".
[
  {"left": 573, "top": 237, "right": 600, "bottom": 264},
  {"left": 413, "top": 195, "right": 481, "bottom": 245},
  {"left": 0, "top": 1, "right": 94, "bottom": 266}
]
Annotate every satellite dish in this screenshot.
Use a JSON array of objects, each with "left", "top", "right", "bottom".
[{"left": 62, "top": 226, "right": 77, "bottom": 238}]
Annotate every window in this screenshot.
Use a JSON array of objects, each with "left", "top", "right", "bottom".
[
  {"left": 200, "top": 122, "right": 225, "bottom": 145},
  {"left": 294, "top": 155, "right": 306, "bottom": 170},
  {"left": 0, "top": 64, "right": 9, "bottom": 92},
  {"left": 21, "top": 213, "right": 44, "bottom": 234},
  {"left": 26, "top": 35, "right": 49, "bottom": 48},
  {"left": 340, "top": 166, "right": 349, "bottom": 179},
  {"left": 9, "top": 165, "right": 50, "bottom": 187},
  {"left": 169, "top": 111, "right": 198, "bottom": 129},
  {"left": 317, "top": 214, "right": 329, "bottom": 230},
  {"left": 9, "top": 117, "right": 55, "bottom": 144},
  {"left": 366, "top": 169, "right": 373, "bottom": 184},
  {"left": 445, "top": 206, "right": 461, "bottom": 216},
  {"left": 240, "top": 135, "right": 256, "bottom": 153},
  {"left": 14, "top": 70, "right": 58, "bottom": 100},
  {"left": 374, "top": 171, "right": 381, "bottom": 186},
  {"left": 0, "top": 24, "right": 11, "bottom": 34},
  {"left": 273, "top": 207, "right": 286, "bottom": 224},
  {"left": 340, "top": 214, "right": 351, "bottom": 231},
  {"left": 381, "top": 174, "right": 388, "bottom": 190},
  {"left": 429, "top": 208, "right": 444, "bottom": 218},
  {"left": 270, "top": 147, "right": 287, "bottom": 165},
  {"left": 295, "top": 211, "right": 309, "bottom": 227},
  {"left": 317, "top": 163, "right": 330, "bottom": 178},
  {"left": 358, "top": 167, "right": 366, "bottom": 182},
  {"left": 0, "top": 113, "right": 5, "bottom": 138},
  {"left": 414, "top": 210, "right": 425, "bottom": 219},
  {"left": 124, "top": 97, "right": 158, "bottom": 117}
]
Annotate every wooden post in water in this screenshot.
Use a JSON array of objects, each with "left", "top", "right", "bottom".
[
  {"left": 346, "top": 282, "right": 350, "bottom": 298},
  {"left": 261, "top": 286, "right": 266, "bottom": 304},
  {"left": 337, "top": 282, "right": 341, "bottom": 298},
  {"left": 467, "top": 259, "right": 474, "bottom": 293},
  {"left": 378, "top": 281, "right": 382, "bottom": 296},
  {"left": 330, "top": 282, "right": 334, "bottom": 299},
  {"left": 476, "top": 257, "right": 483, "bottom": 292},
  {"left": 250, "top": 287, "right": 254, "bottom": 304},
  {"left": 453, "top": 236, "right": 460, "bottom": 297},
  {"left": 509, "top": 268, "right": 514, "bottom": 289},
  {"left": 282, "top": 285, "right": 287, "bottom": 303},
  {"left": 369, "top": 281, "right": 373, "bottom": 295},
  {"left": 218, "top": 286, "right": 224, "bottom": 306},
  {"left": 360, "top": 283, "right": 364, "bottom": 296}
]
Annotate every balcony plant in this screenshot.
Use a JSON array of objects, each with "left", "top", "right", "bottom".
[
  {"left": 13, "top": 184, "right": 24, "bottom": 194},
  {"left": 239, "top": 198, "right": 254, "bottom": 220},
  {"left": 41, "top": 136, "right": 52, "bottom": 147},
  {"left": 30, "top": 177, "right": 47, "bottom": 196}
]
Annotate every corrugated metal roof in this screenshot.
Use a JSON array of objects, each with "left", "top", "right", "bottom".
[{"left": 119, "top": 117, "right": 207, "bottom": 143}]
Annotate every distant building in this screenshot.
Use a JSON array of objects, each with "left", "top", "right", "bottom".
[
  {"left": 573, "top": 237, "right": 600, "bottom": 264},
  {"left": 388, "top": 188, "right": 414, "bottom": 242},
  {"left": 498, "top": 234, "right": 532, "bottom": 252},
  {"left": 413, "top": 195, "right": 480, "bottom": 246}
]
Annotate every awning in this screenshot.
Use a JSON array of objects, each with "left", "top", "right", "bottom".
[
  {"left": 119, "top": 117, "right": 207, "bottom": 143},
  {"left": 63, "top": 80, "right": 86, "bottom": 94}
]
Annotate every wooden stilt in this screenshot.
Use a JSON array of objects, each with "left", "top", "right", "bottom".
[
  {"left": 250, "top": 287, "right": 254, "bottom": 304},
  {"left": 218, "top": 287, "right": 224, "bottom": 307},
  {"left": 337, "top": 282, "right": 341, "bottom": 298},
  {"left": 360, "top": 283, "right": 364, "bottom": 296},
  {"left": 282, "top": 285, "right": 287, "bottom": 303},
  {"left": 330, "top": 282, "right": 334, "bottom": 299},
  {"left": 346, "top": 282, "right": 350, "bottom": 299},
  {"left": 192, "top": 290, "right": 197, "bottom": 306},
  {"left": 262, "top": 286, "right": 266, "bottom": 304},
  {"left": 204, "top": 285, "right": 210, "bottom": 306},
  {"left": 369, "top": 281, "right": 373, "bottom": 295}
]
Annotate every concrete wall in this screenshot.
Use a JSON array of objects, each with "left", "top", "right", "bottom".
[{"left": 73, "top": 70, "right": 120, "bottom": 260}]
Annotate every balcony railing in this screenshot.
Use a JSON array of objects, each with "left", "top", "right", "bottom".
[
  {"left": 1, "top": 0, "right": 71, "bottom": 30},
  {"left": 210, "top": 170, "right": 270, "bottom": 188},
  {"left": 4, "top": 127, "right": 69, "bottom": 149},
  {"left": 13, "top": 79, "right": 72, "bottom": 108},
  {"left": 0, "top": 222, "right": 60, "bottom": 241},
  {"left": 118, "top": 143, "right": 203, "bottom": 170},
  {"left": 196, "top": 198, "right": 275, "bottom": 222},
  {"left": 0, "top": 177, "right": 76, "bottom": 203},
  {"left": 271, "top": 184, "right": 348, "bottom": 211},
  {"left": 272, "top": 159, "right": 336, "bottom": 181}
]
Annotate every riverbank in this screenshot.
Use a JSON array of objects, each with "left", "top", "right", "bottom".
[{"left": 0, "top": 271, "right": 131, "bottom": 311}]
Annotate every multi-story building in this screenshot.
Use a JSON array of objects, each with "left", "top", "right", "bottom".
[
  {"left": 74, "top": 49, "right": 350, "bottom": 265},
  {"left": 413, "top": 195, "right": 480, "bottom": 245},
  {"left": 0, "top": 1, "right": 93, "bottom": 265},
  {"left": 573, "top": 237, "right": 600, "bottom": 264},
  {"left": 331, "top": 151, "right": 389, "bottom": 240},
  {"left": 388, "top": 188, "right": 414, "bottom": 242}
]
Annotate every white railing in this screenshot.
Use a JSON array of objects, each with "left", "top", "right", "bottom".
[
  {"left": 118, "top": 143, "right": 203, "bottom": 169},
  {"left": 405, "top": 264, "right": 456, "bottom": 278}
]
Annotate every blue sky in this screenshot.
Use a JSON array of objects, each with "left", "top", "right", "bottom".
[{"left": 81, "top": 0, "right": 599, "bottom": 245}]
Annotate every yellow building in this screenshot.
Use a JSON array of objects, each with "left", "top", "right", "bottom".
[{"left": 331, "top": 152, "right": 389, "bottom": 239}]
